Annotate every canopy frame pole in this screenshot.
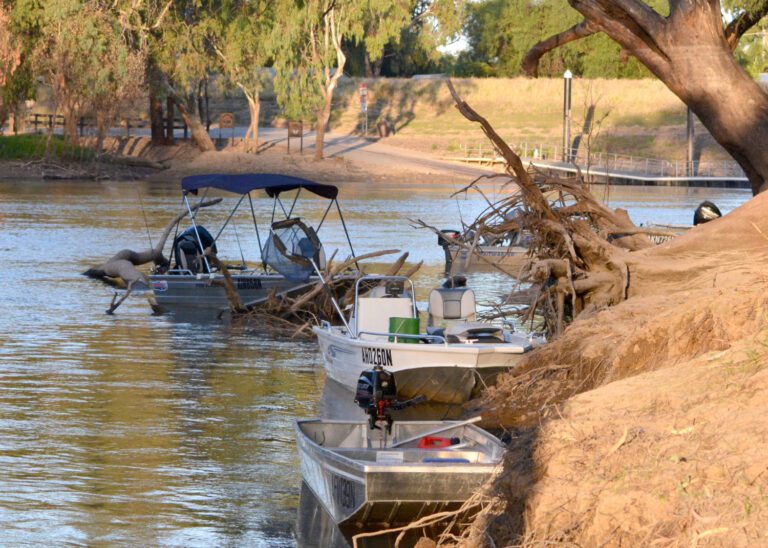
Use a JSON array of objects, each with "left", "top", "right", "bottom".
[
  {"left": 335, "top": 199, "right": 358, "bottom": 268},
  {"left": 316, "top": 200, "right": 334, "bottom": 232},
  {"left": 190, "top": 188, "right": 210, "bottom": 222},
  {"left": 183, "top": 192, "right": 212, "bottom": 274},
  {"left": 213, "top": 194, "right": 246, "bottom": 242},
  {"left": 276, "top": 196, "right": 289, "bottom": 219},
  {"left": 287, "top": 188, "right": 301, "bottom": 218},
  {"left": 309, "top": 257, "right": 351, "bottom": 332},
  {"left": 169, "top": 195, "right": 185, "bottom": 266},
  {"left": 270, "top": 195, "right": 277, "bottom": 224},
  {"left": 248, "top": 193, "right": 266, "bottom": 273}
]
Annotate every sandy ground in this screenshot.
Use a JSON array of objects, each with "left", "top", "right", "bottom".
[
  {"left": 149, "top": 130, "right": 498, "bottom": 185},
  {"left": 1, "top": 130, "right": 499, "bottom": 186}
]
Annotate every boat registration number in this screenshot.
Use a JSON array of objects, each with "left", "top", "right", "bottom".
[
  {"left": 331, "top": 473, "right": 357, "bottom": 510},
  {"left": 361, "top": 347, "right": 393, "bottom": 367},
  {"left": 236, "top": 279, "right": 262, "bottom": 290}
]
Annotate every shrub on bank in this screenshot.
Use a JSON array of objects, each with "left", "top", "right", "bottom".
[{"left": 0, "top": 134, "right": 95, "bottom": 162}]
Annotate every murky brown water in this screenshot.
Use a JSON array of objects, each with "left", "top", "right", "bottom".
[{"left": 0, "top": 179, "right": 749, "bottom": 545}]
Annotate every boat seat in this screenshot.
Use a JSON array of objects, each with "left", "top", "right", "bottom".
[
  {"left": 428, "top": 287, "right": 477, "bottom": 325},
  {"left": 428, "top": 287, "right": 506, "bottom": 343},
  {"left": 354, "top": 297, "right": 414, "bottom": 340}
]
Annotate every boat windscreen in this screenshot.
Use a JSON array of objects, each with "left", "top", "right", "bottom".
[
  {"left": 263, "top": 218, "right": 325, "bottom": 282},
  {"left": 181, "top": 173, "right": 338, "bottom": 200}
]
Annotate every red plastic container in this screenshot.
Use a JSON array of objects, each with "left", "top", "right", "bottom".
[{"left": 417, "top": 436, "right": 452, "bottom": 449}]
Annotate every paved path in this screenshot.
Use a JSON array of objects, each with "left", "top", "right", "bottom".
[{"left": 255, "top": 127, "right": 499, "bottom": 180}]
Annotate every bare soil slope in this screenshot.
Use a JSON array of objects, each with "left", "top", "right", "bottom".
[
  {"left": 482, "top": 192, "right": 768, "bottom": 426},
  {"left": 466, "top": 191, "right": 768, "bottom": 545}
]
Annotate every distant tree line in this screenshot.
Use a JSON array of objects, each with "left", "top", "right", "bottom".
[
  {"left": 0, "top": 0, "right": 462, "bottom": 159},
  {"left": 3, "top": 0, "right": 768, "bottom": 183}
]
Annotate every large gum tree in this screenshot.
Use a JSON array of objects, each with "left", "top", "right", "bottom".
[
  {"left": 522, "top": 1, "right": 768, "bottom": 196},
  {"left": 275, "top": 0, "right": 462, "bottom": 160}
]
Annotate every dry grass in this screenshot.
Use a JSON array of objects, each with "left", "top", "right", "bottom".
[{"left": 24, "top": 77, "right": 727, "bottom": 161}]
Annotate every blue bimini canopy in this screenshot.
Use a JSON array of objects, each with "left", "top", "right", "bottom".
[{"left": 181, "top": 173, "right": 338, "bottom": 200}]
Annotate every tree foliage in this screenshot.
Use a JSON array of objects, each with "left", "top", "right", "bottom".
[
  {"left": 31, "top": 1, "right": 145, "bottom": 144},
  {"left": 208, "top": 0, "right": 275, "bottom": 150},
  {"left": 460, "top": 0, "right": 671, "bottom": 77}
]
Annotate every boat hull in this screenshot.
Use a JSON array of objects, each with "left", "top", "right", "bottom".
[
  {"left": 314, "top": 326, "right": 529, "bottom": 404},
  {"left": 295, "top": 420, "right": 503, "bottom": 530},
  {"left": 447, "top": 244, "right": 529, "bottom": 275},
  {"left": 149, "top": 273, "right": 310, "bottom": 310}
]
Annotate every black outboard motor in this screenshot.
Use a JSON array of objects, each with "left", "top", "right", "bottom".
[
  {"left": 443, "top": 275, "right": 467, "bottom": 289},
  {"left": 355, "top": 365, "right": 424, "bottom": 433},
  {"left": 693, "top": 201, "right": 722, "bottom": 226},
  {"left": 437, "top": 229, "right": 461, "bottom": 275},
  {"left": 173, "top": 226, "right": 217, "bottom": 274}
]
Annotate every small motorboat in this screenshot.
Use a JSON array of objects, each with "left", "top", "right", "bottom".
[
  {"left": 295, "top": 365, "right": 505, "bottom": 533},
  {"left": 438, "top": 227, "right": 530, "bottom": 275},
  {"left": 148, "top": 173, "right": 357, "bottom": 312},
  {"left": 313, "top": 275, "right": 533, "bottom": 404}
]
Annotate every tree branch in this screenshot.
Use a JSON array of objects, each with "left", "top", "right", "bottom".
[
  {"left": 444, "top": 79, "right": 556, "bottom": 223},
  {"left": 522, "top": 20, "right": 598, "bottom": 77},
  {"left": 724, "top": 3, "right": 768, "bottom": 50},
  {"left": 570, "top": 0, "right": 670, "bottom": 70}
]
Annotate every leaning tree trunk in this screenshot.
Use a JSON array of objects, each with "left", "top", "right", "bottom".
[
  {"left": 524, "top": 1, "right": 768, "bottom": 196},
  {"left": 176, "top": 100, "right": 215, "bottom": 152},
  {"left": 243, "top": 90, "right": 261, "bottom": 153}
]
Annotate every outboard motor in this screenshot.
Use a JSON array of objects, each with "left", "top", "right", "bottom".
[
  {"left": 693, "top": 201, "right": 722, "bottom": 226},
  {"left": 173, "top": 226, "right": 217, "bottom": 274},
  {"left": 355, "top": 365, "right": 424, "bottom": 433},
  {"left": 437, "top": 229, "right": 461, "bottom": 275}
]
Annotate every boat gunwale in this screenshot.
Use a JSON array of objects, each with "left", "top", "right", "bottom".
[
  {"left": 313, "top": 324, "right": 531, "bottom": 356},
  {"left": 295, "top": 419, "right": 504, "bottom": 475}
]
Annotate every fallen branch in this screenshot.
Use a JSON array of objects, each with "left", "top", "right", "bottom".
[{"left": 84, "top": 197, "right": 223, "bottom": 313}]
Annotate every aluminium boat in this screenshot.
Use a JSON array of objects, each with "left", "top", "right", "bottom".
[
  {"left": 149, "top": 173, "right": 356, "bottom": 311},
  {"left": 295, "top": 418, "right": 504, "bottom": 532}
]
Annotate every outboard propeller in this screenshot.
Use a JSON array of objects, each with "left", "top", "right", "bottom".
[{"left": 355, "top": 365, "right": 425, "bottom": 433}]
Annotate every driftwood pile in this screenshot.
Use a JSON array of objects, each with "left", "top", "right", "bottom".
[
  {"left": 233, "top": 250, "right": 423, "bottom": 338},
  {"left": 439, "top": 80, "right": 682, "bottom": 338}
]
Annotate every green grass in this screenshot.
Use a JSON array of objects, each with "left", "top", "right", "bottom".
[{"left": 0, "top": 134, "right": 95, "bottom": 161}]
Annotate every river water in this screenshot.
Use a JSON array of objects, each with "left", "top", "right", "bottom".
[{"left": 0, "top": 179, "right": 749, "bottom": 546}]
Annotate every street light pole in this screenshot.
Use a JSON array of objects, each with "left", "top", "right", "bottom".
[
  {"left": 563, "top": 70, "right": 573, "bottom": 163},
  {"left": 686, "top": 106, "right": 694, "bottom": 176}
]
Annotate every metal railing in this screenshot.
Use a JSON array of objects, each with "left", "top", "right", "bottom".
[
  {"left": 355, "top": 331, "right": 447, "bottom": 345},
  {"left": 452, "top": 141, "right": 747, "bottom": 179}
]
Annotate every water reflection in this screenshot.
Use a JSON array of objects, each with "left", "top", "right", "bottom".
[{"left": 0, "top": 179, "right": 749, "bottom": 545}]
